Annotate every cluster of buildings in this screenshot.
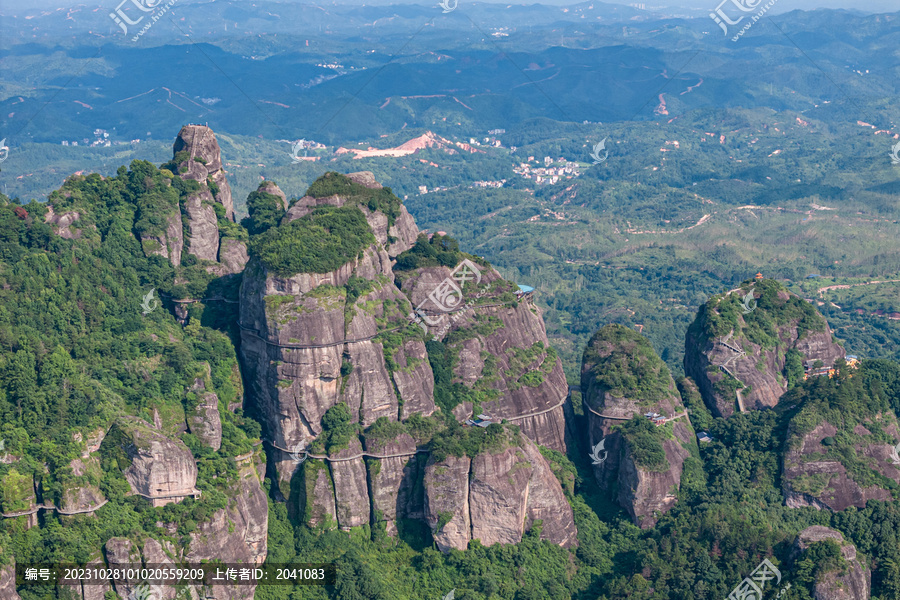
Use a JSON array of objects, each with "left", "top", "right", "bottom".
[
  {"left": 61, "top": 128, "right": 117, "bottom": 147},
  {"left": 644, "top": 411, "right": 668, "bottom": 426},
  {"left": 472, "top": 180, "right": 506, "bottom": 189},
  {"left": 513, "top": 156, "right": 583, "bottom": 185},
  {"left": 803, "top": 355, "right": 860, "bottom": 380}
]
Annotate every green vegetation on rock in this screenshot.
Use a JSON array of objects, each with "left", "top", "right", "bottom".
[
  {"left": 582, "top": 324, "right": 676, "bottom": 406},
  {"left": 250, "top": 205, "right": 375, "bottom": 277},
  {"left": 305, "top": 171, "right": 402, "bottom": 226}
]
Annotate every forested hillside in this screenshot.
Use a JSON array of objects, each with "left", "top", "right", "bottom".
[{"left": 0, "top": 126, "right": 899, "bottom": 600}]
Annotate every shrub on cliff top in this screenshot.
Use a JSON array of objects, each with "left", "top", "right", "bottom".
[
  {"left": 305, "top": 171, "right": 402, "bottom": 227},
  {"left": 582, "top": 324, "right": 674, "bottom": 406},
  {"left": 242, "top": 188, "right": 285, "bottom": 236},
  {"left": 250, "top": 205, "right": 375, "bottom": 277},
  {"left": 616, "top": 415, "right": 669, "bottom": 472}
]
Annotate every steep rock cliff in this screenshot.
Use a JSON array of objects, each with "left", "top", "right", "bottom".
[
  {"left": 104, "top": 417, "right": 199, "bottom": 508},
  {"left": 168, "top": 125, "right": 248, "bottom": 276},
  {"left": 172, "top": 124, "right": 235, "bottom": 220},
  {"left": 0, "top": 559, "right": 20, "bottom": 600},
  {"left": 398, "top": 262, "right": 571, "bottom": 452},
  {"left": 684, "top": 278, "right": 844, "bottom": 418},
  {"left": 782, "top": 392, "right": 900, "bottom": 511},
  {"left": 241, "top": 171, "right": 576, "bottom": 552},
  {"left": 424, "top": 429, "right": 577, "bottom": 551},
  {"left": 793, "top": 526, "right": 870, "bottom": 600},
  {"left": 239, "top": 182, "right": 436, "bottom": 493},
  {"left": 582, "top": 324, "right": 699, "bottom": 528}
]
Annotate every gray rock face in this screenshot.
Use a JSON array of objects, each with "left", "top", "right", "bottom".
[
  {"left": 105, "top": 537, "right": 142, "bottom": 599},
  {"left": 387, "top": 206, "right": 419, "bottom": 257},
  {"left": 173, "top": 125, "right": 234, "bottom": 220},
  {"left": 114, "top": 418, "right": 198, "bottom": 507},
  {"left": 258, "top": 180, "right": 288, "bottom": 209},
  {"left": 239, "top": 246, "right": 434, "bottom": 490},
  {"left": 365, "top": 434, "right": 422, "bottom": 535},
  {"left": 329, "top": 439, "right": 371, "bottom": 530},
  {"left": 240, "top": 170, "right": 574, "bottom": 550},
  {"left": 794, "top": 526, "right": 870, "bottom": 600},
  {"left": 783, "top": 419, "right": 900, "bottom": 511},
  {"left": 345, "top": 171, "right": 383, "bottom": 189},
  {"left": 183, "top": 190, "right": 220, "bottom": 262},
  {"left": 0, "top": 559, "right": 21, "bottom": 600},
  {"left": 140, "top": 540, "right": 178, "bottom": 600},
  {"left": 140, "top": 211, "right": 183, "bottom": 267},
  {"left": 582, "top": 325, "right": 697, "bottom": 527},
  {"left": 219, "top": 238, "right": 250, "bottom": 274},
  {"left": 468, "top": 439, "right": 576, "bottom": 548},
  {"left": 394, "top": 340, "right": 436, "bottom": 419},
  {"left": 188, "top": 392, "right": 223, "bottom": 451},
  {"left": 185, "top": 457, "right": 268, "bottom": 600},
  {"left": 401, "top": 265, "right": 570, "bottom": 452},
  {"left": 301, "top": 459, "right": 338, "bottom": 528},
  {"left": 425, "top": 454, "right": 472, "bottom": 553},
  {"left": 685, "top": 287, "right": 844, "bottom": 418},
  {"left": 424, "top": 434, "right": 577, "bottom": 552},
  {"left": 44, "top": 205, "right": 85, "bottom": 239},
  {"left": 617, "top": 423, "right": 691, "bottom": 528}
]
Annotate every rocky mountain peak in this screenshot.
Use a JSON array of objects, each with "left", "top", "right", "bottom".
[
  {"left": 684, "top": 278, "right": 844, "bottom": 418},
  {"left": 172, "top": 124, "right": 234, "bottom": 221}
]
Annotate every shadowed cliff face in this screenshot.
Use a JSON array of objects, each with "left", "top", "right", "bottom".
[
  {"left": 793, "top": 526, "right": 871, "bottom": 600},
  {"left": 782, "top": 414, "right": 900, "bottom": 512},
  {"left": 296, "top": 428, "right": 577, "bottom": 551},
  {"left": 582, "top": 324, "right": 698, "bottom": 528},
  {"left": 684, "top": 279, "right": 844, "bottom": 418}
]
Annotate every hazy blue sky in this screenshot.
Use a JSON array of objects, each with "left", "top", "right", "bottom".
[{"left": 4, "top": 0, "right": 897, "bottom": 14}]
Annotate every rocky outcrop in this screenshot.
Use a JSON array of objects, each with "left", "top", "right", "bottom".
[
  {"left": 106, "top": 417, "right": 198, "bottom": 507},
  {"left": 165, "top": 124, "right": 252, "bottom": 276},
  {"left": 793, "top": 526, "right": 870, "bottom": 600},
  {"left": 239, "top": 217, "right": 434, "bottom": 491},
  {"left": 61, "top": 455, "right": 105, "bottom": 514},
  {"left": 258, "top": 180, "right": 288, "bottom": 210},
  {"left": 685, "top": 279, "right": 844, "bottom": 418},
  {"left": 328, "top": 439, "right": 371, "bottom": 530},
  {"left": 282, "top": 171, "right": 417, "bottom": 258},
  {"left": 0, "top": 558, "right": 21, "bottom": 600},
  {"left": 219, "top": 237, "right": 250, "bottom": 274},
  {"left": 425, "top": 454, "right": 472, "bottom": 552},
  {"left": 185, "top": 456, "right": 268, "bottom": 600},
  {"left": 783, "top": 416, "right": 900, "bottom": 512},
  {"left": 241, "top": 170, "right": 575, "bottom": 551},
  {"left": 365, "top": 433, "right": 423, "bottom": 535},
  {"left": 44, "top": 205, "right": 87, "bottom": 239},
  {"left": 617, "top": 432, "right": 690, "bottom": 528},
  {"left": 301, "top": 459, "right": 338, "bottom": 528},
  {"left": 188, "top": 392, "right": 222, "bottom": 451},
  {"left": 582, "top": 324, "right": 697, "bottom": 527},
  {"left": 105, "top": 537, "right": 143, "bottom": 599},
  {"left": 183, "top": 189, "right": 220, "bottom": 262},
  {"left": 399, "top": 264, "right": 571, "bottom": 452},
  {"left": 172, "top": 125, "right": 234, "bottom": 220},
  {"left": 187, "top": 364, "right": 223, "bottom": 451},
  {"left": 424, "top": 432, "right": 577, "bottom": 552},
  {"left": 140, "top": 211, "right": 183, "bottom": 267}
]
